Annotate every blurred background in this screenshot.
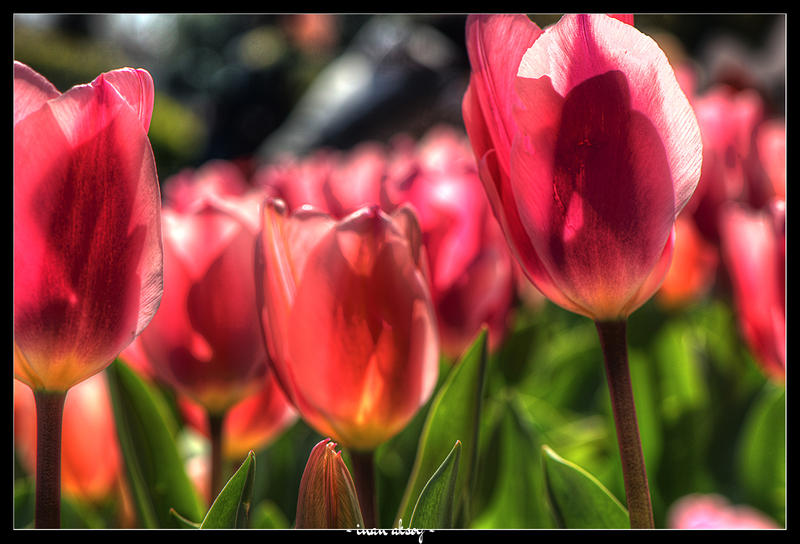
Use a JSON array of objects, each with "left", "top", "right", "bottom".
[
  {"left": 14, "top": 13, "right": 785, "bottom": 184},
  {"left": 13, "top": 13, "right": 786, "bottom": 530}
]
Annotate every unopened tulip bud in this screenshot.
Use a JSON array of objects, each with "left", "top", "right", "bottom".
[{"left": 296, "top": 439, "right": 364, "bottom": 529}]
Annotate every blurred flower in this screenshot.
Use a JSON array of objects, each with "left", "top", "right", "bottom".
[
  {"left": 755, "top": 118, "right": 786, "bottom": 201},
  {"left": 719, "top": 200, "right": 785, "bottom": 383},
  {"left": 667, "top": 493, "right": 779, "bottom": 529},
  {"left": 135, "top": 164, "right": 268, "bottom": 415},
  {"left": 13, "top": 61, "right": 163, "bottom": 393},
  {"left": 462, "top": 14, "right": 702, "bottom": 321},
  {"left": 688, "top": 84, "right": 766, "bottom": 243},
  {"left": 383, "top": 127, "right": 516, "bottom": 358},
  {"left": 295, "top": 438, "right": 364, "bottom": 529},
  {"left": 178, "top": 377, "right": 297, "bottom": 462},
  {"left": 256, "top": 199, "right": 439, "bottom": 451},
  {"left": 657, "top": 215, "right": 719, "bottom": 309},
  {"left": 282, "top": 13, "right": 340, "bottom": 55},
  {"left": 14, "top": 374, "right": 122, "bottom": 504}
]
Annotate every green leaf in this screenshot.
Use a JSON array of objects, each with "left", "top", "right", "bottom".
[
  {"left": 408, "top": 440, "right": 461, "bottom": 529},
  {"left": 395, "top": 328, "right": 488, "bottom": 528},
  {"left": 542, "top": 445, "right": 629, "bottom": 529},
  {"left": 470, "top": 394, "right": 556, "bottom": 528},
  {"left": 106, "top": 359, "right": 205, "bottom": 528},
  {"left": 737, "top": 383, "right": 785, "bottom": 526},
  {"left": 201, "top": 450, "right": 257, "bottom": 528}
]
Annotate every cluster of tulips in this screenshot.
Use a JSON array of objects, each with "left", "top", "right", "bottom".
[{"left": 13, "top": 13, "right": 784, "bottom": 530}]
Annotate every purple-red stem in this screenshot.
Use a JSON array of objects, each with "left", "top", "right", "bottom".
[
  {"left": 349, "top": 449, "right": 377, "bottom": 528},
  {"left": 595, "top": 320, "right": 654, "bottom": 529},
  {"left": 208, "top": 411, "right": 225, "bottom": 502},
  {"left": 33, "top": 389, "right": 67, "bottom": 529}
]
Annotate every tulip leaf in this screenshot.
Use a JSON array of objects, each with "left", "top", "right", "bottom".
[
  {"left": 542, "top": 445, "right": 629, "bottom": 529},
  {"left": 408, "top": 440, "right": 461, "bottom": 529},
  {"left": 200, "top": 450, "right": 257, "bottom": 528},
  {"left": 470, "top": 394, "right": 556, "bottom": 528},
  {"left": 106, "top": 359, "right": 205, "bottom": 528},
  {"left": 396, "top": 328, "right": 488, "bottom": 528}
]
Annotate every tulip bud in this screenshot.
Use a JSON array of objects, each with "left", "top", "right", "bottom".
[{"left": 296, "top": 439, "right": 364, "bottom": 529}]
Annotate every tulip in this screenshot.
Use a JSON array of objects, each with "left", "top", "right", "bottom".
[
  {"left": 14, "top": 61, "right": 162, "bottom": 528},
  {"left": 719, "top": 200, "right": 785, "bottom": 383},
  {"left": 657, "top": 215, "right": 719, "bottom": 309},
  {"left": 689, "top": 85, "right": 765, "bottom": 243},
  {"left": 134, "top": 166, "right": 268, "bottom": 496},
  {"left": 256, "top": 199, "right": 439, "bottom": 526},
  {"left": 383, "top": 127, "right": 516, "bottom": 359},
  {"left": 295, "top": 439, "right": 364, "bottom": 529},
  {"left": 259, "top": 128, "right": 516, "bottom": 361},
  {"left": 667, "top": 494, "right": 779, "bottom": 529},
  {"left": 462, "top": 14, "right": 703, "bottom": 528}
]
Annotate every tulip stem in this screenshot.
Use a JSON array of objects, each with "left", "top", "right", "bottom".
[
  {"left": 33, "top": 389, "right": 67, "bottom": 529},
  {"left": 594, "top": 320, "right": 654, "bottom": 529},
  {"left": 349, "top": 450, "right": 378, "bottom": 528},
  {"left": 208, "top": 412, "right": 225, "bottom": 502}
]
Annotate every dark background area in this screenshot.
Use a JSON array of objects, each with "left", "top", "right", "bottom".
[{"left": 14, "top": 13, "right": 785, "bottom": 182}]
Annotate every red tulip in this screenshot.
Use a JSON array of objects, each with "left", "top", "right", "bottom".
[
  {"left": 462, "top": 14, "right": 703, "bottom": 321},
  {"left": 14, "top": 61, "right": 163, "bottom": 392},
  {"left": 719, "top": 200, "right": 785, "bottom": 382},
  {"left": 135, "top": 172, "right": 268, "bottom": 415},
  {"left": 255, "top": 199, "right": 439, "bottom": 451},
  {"left": 657, "top": 215, "right": 719, "bottom": 309},
  {"left": 178, "top": 377, "right": 297, "bottom": 462},
  {"left": 383, "top": 127, "right": 516, "bottom": 358},
  {"left": 667, "top": 494, "right": 779, "bottom": 529},
  {"left": 14, "top": 374, "right": 122, "bottom": 503},
  {"left": 295, "top": 438, "right": 364, "bottom": 529}
]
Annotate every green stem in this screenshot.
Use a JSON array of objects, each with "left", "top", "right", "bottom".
[
  {"left": 595, "top": 320, "right": 654, "bottom": 529},
  {"left": 208, "top": 411, "right": 225, "bottom": 502},
  {"left": 33, "top": 389, "right": 67, "bottom": 529},
  {"left": 349, "top": 449, "right": 377, "bottom": 528}
]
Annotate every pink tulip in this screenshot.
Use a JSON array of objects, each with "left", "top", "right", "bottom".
[
  {"left": 178, "top": 376, "right": 297, "bottom": 462},
  {"left": 462, "top": 14, "right": 702, "bottom": 321},
  {"left": 657, "top": 215, "right": 719, "bottom": 309},
  {"left": 668, "top": 493, "right": 779, "bottom": 529},
  {"left": 14, "top": 61, "right": 163, "bottom": 393},
  {"left": 689, "top": 85, "right": 766, "bottom": 242},
  {"left": 383, "top": 127, "right": 516, "bottom": 358},
  {"left": 135, "top": 169, "right": 268, "bottom": 415},
  {"left": 14, "top": 375, "right": 122, "bottom": 504},
  {"left": 755, "top": 118, "right": 786, "bottom": 201},
  {"left": 255, "top": 199, "right": 439, "bottom": 452},
  {"left": 719, "top": 200, "right": 785, "bottom": 382}
]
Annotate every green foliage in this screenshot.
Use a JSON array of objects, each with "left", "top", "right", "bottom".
[{"left": 106, "top": 359, "right": 206, "bottom": 528}]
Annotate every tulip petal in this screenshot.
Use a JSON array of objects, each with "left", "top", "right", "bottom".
[
  {"left": 100, "top": 68, "right": 155, "bottom": 133},
  {"left": 13, "top": 61, "right": 60, "bottom": 126}
]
